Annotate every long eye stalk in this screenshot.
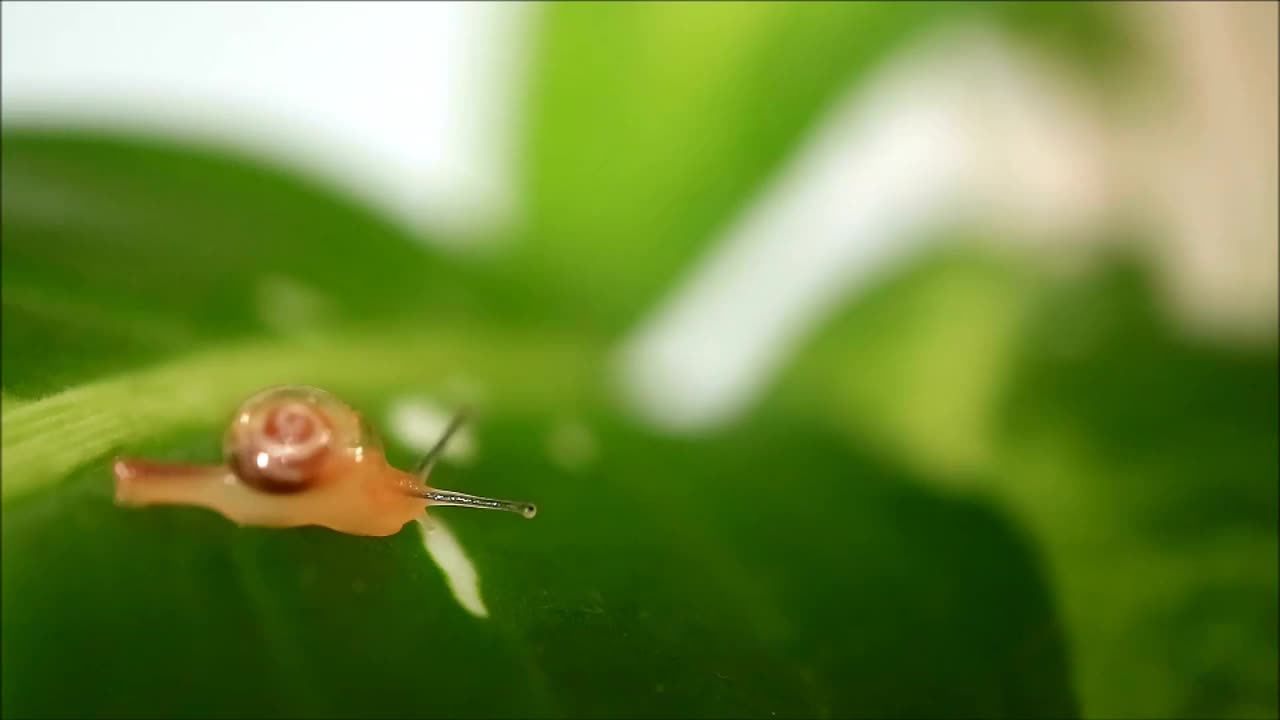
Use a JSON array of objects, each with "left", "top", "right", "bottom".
[
  {"left": 413, "top": 408, "right": 537, "bottom": 519},
  {"left": 420, "top": 489, "right": 538, "bottom": 519}
]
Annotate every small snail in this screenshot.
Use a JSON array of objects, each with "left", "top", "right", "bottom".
[{"left": 112, "top": 386, "right": 536, "bottom": 536}]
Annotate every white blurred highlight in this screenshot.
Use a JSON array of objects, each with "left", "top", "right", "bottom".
[
  {"left": 0, "top": 1, "right": 532, "bottom": 245},
  {"left": 387, "top": 397, "right": 477, "bottom": 465},
  {"left": 618, "top": 26, "right": 1109, "bottom": 433}
]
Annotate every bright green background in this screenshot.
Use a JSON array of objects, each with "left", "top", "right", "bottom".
[{"left": 2, "top": 3, "right": 1275, "bottom": 718}]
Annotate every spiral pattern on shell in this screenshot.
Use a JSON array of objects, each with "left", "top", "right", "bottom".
[{"left": 224, "top": 386, "right": 362, "bottom": 494}]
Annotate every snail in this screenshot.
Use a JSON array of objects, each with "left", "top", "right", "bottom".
[{"left": 112, "top": 385, "right": 536, "bottom": 536}]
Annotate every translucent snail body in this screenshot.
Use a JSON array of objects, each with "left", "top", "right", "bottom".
[{"left": 112, "top": 386, "right": 536, "bottom": 536}]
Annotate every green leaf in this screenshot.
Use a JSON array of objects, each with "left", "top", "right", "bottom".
[
  {"left": 3, "top": 399, "right": 1078, "bottom": 718},
  {"left": 2, "top": 132, "right": 1077, "bottom": 718}
]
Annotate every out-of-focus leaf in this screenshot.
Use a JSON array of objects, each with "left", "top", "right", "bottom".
[
  {"left": 768, "top": 245, "right": 1033, "bottom": 485},
  {"left": 0, "top": 130, "right": 517, "bottom": 398},
  {"left": 770, "top": 246, "right": 1279, "bottom": 719},
  {"left": 515, "top": 2, "right": 1130, "bottom": 336},
  {"left": 517, "top": 1, "right": 966, "bottom": 333},
  {"left": 992, "top": 261, "right": 1278, "bottom": 719},
  {"left": 995, "top": 1, "right": 1137, "bottom": 90}
]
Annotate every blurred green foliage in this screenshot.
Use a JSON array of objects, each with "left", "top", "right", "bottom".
[
  {"left": 2, "top": 2, "right": 1275, "bottom": 719},
  {"left": 771, "top": 248, "right": 1278, "bottom": 719},
  {"left": 522, "top": 1, "right": 958, "bottom": 332}
]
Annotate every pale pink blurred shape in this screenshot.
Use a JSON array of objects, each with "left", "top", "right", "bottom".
[
  {"left": 619, "top": 7, "right": 1278, "bottom": 433},
  {"left": 1120, "top": 1, "right": 1279, "bottom": 340}
]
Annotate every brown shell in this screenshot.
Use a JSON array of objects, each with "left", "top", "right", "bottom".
[{"left": 223, "top": 385, "right": 369, "bottom": 494}]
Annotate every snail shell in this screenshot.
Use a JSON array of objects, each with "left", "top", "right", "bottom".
[{"left": 224, "top": 385, "right": 373, "bottom": 494}]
